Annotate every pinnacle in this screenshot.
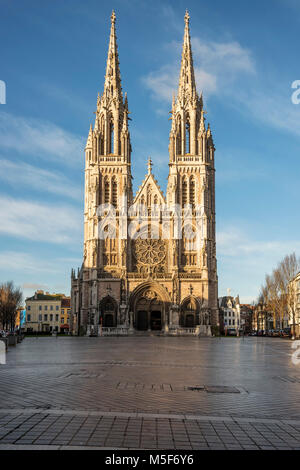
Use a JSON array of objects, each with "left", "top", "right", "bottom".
[{"left": 177, "top": 11, "right": 196, "bottom": 102}]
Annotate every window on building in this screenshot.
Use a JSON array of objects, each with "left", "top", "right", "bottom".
[
  {"left": 39, "top": 314, "right": 42, "bottom": 321},
  {"left": 50, "top": 305, "right": 53, "bottom": 311},
  {"left": 27, "top": 314, "right": 31, "bottom": 321},
  {"left": 39, "top": 305, "right": 41, "bottom": 311},
  {"left": 189, "top": 178, "right": 195, "bottom": 205},
  {"left": 112, "top": 178, "right": 118, "bottom": 207},
  {"left": 56, "top": 306, "right": 59, "bottom": 311},
  {"left": 233, "top": 319, "right": 235, "bottom": 326},
  {"left": 182, "top": 178, "right": 187, "bottom": 206},
  {"left": 44, "top": 314, "right": 48, "bottom": 321},
  {"left": 229, "top": 319, "right": 231, "bottom": 326},
  {"left": 176, "top": 115, "right": 181, "bottom": 155},
  {"left": 56, "top": 314, "right": 59, "bottom": 321},
  {"left": 109, "top": 119, "right": 114, "bottom": 154},
  {"left": 45, "top": 305, "right": 48, "bottom": 311},
  {"left": 67, "top": 309, "right": 71, "bottom": 314},
  {"left": 50, "top": 314, "right": 53, "bottom": 321},
  {"left": 61, "top": 318, "right": 64, "bottom": 323},
  {"left": 104, "top": 179, "right": 110, "bottom": 204},
  {"left": 185, "top": 118, "right": 190, "bottom": 154},
  {"left": 27, "top": 305, "right": 31, "bottom": 311}
]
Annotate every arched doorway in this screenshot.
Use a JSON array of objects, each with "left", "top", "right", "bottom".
[
  {"left": 180, "top": 296, "right": 199, "bottom": 328},
  {"left": 99, "top": 296, "right": 117, "bottom": 327},
  {"left": 130, "top": 282, "right": 171, "bottom": 331},
  {"left": 135, "top": 295, "right": 163, "bottom": 331}
]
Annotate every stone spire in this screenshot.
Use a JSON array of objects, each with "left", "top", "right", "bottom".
[
  {"left": 104, "top": 10, "right": 122, "bottom": 101},
  {"left": 177, "top": 10, "right": 196, "bottom": 102}
]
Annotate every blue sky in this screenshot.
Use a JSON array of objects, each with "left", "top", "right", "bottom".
[{"left": 0, "top": 0, "right": 300, "bottom": 303}]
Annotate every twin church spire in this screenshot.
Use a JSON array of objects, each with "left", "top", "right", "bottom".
[
  {"left": 85, "top": 10, "right": 130, "bottom": 164},
  {"left": 104, "top": 10, "right": 122, "bottom": 103},
  {"left": 177, "top": 10, "right": 197, "bottom": 103},
  {"left": 169, "top": 10, "right": 214, "bottom": 165},
  {"left": 85, "top": 10, "right": 214, "bottom": 180}
]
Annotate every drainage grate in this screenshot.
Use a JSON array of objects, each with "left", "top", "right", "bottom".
[
  {"left": 187, "top": 386, "right": 205, "bottom": 391},
  {"left": 205, "top": 385, "right": 240, "bottom": 394},
  {"left": 273, "top": 376, "right": 300, "bottom": 384}
]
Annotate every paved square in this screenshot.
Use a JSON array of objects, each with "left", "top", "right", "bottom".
[{"left": 1, "top": 336, "right": 300, "bottom": 449}]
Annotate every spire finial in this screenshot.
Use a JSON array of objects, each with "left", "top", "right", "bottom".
[
  {"left": 147, "top": 157, "right": 152, "bottom": 174},
  {"left": 184, "top": 10, "right": 190, "bottom": 25},
  {"left": 104, "top": 11, "right": 122, "bottom": 100},
  {"left": 177, "top": 10, "right": 196, "bottom": 101},
  {"left": 111, "top": 10, "right": 116, "bottom": 24}
]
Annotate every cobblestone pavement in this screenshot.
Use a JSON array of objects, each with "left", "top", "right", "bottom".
[{"left": 1, "top": 336, "right": 300, "bottom": 449}]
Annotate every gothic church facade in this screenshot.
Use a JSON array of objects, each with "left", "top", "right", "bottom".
[{"left": 70, "top": 11, "right": 219, "bottom": 336}]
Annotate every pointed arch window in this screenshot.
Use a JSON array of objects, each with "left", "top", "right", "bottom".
[
  {"left": 189, "top": 177, "right": 195, "bottom": 205},
  {"left": 99, "top": 116, "right": 104, "bottom": 155},
  {"left": 176, "top": 115, "right": 182, "bottom": 155},
  {"left": 109, "top": 118, "right": 114, "bottom": 154},
  {"left": 112, "top": 178, "right": 118, "bottom": 207},
  {"left": 104, "top": 178, "right": 110, "bottom": 204},
  {"left": 185, "top": 117, "right": 190, "bottom": 154},
  {"left": 182, "top": 178, "right": 188, "bottom": 206}
]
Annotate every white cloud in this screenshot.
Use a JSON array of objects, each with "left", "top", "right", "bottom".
[
  {"left": 0, "top": 111, "right": 85, "bottom": 166},
  {"left": 0, "top": 251, "right": 59, "bottom": 274},
  {"left": 22, "top": 283, "right": 47, "bottom": 289},
  {"left": 0, "top": 196, "right": 82, "bottom": 244},
  {"left": 217, "top": 227, "right": 300, "bottom": 258},
  {"left": 142, "top": 37, "right": 255, "bottom": 103},
  {"left": 217, "top": 227, "right": 300, "bottom": 303},
  {"left": 235, "top": 88, "right": 300, "bottom": 138},
  {"left": 0, "top": 159, "right": 82, "bottom": 200}
]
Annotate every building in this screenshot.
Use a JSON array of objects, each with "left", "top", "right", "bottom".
[
  {"left": 25, "top": 291, "right": 68, "bottom": 333},
  {"left": 218, "top": 296, "right": 240, "bottom": 335},
  {"left": 240, "top": 304, "right": 254, "bottom": 333},
  {"left": 71, "top": 12, "right": 218, "bottom": 336},
  {"left": 60, "top": 297, "right": 71, "bottom": 333},
  {"left": 288, "top": 271, "right": 300, "bottom": 338}
]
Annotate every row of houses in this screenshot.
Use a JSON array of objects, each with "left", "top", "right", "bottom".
[
  {"left": 23, "top": 290, "right": 71, "bottom": 333},
  {"left": 218, "top": 296, "right": 253, "bottom": 335},
  {"left": 19, "top": 275, "right": 300, "bottom": 336}
]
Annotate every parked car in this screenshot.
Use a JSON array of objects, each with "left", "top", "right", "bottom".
[
  {"left": 280, "top": 329, "right": 291, "bottom": 338},
  {"left": 271, "top": 330, "right": 280, "bottom": 337},
  {"left": 258, "top": 330, "right": 266, "bottom": 336},
  {"left": 227, "top": 328, "right": 238, "bottom": 336}
]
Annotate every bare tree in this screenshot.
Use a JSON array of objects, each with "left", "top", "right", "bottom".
[
  {"left": 0, "top": 281, "right": 22, "bottom": 331},
  {"left": 259, "top": 253, "right": 300, "bottom": 339},
  {"left": 278, "top": 253, "right": 300, "bottom": 339}
]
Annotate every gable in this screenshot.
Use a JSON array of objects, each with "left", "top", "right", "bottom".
[{"left": 134, "top": 173, "right": 166, "bottom": 206}]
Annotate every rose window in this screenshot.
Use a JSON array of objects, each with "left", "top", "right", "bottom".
[{"left": 134, "top": 239, "right": 166, "bottom": 266}]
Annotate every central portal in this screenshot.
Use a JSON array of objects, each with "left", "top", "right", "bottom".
[{"left": 132, "top": 283, "right": 171, "bottom": 332}]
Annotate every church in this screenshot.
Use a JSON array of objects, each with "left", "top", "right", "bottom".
[{"left": 70, "top": 11, "right": 219, "bottom": 336}]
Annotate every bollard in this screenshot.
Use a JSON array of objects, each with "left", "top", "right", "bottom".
[
  {"left": 8, "top": 335, "right": 17, "bottom": 346},
  {"left": 0, "top": 337, "right": 8, "bottom": 352}
]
